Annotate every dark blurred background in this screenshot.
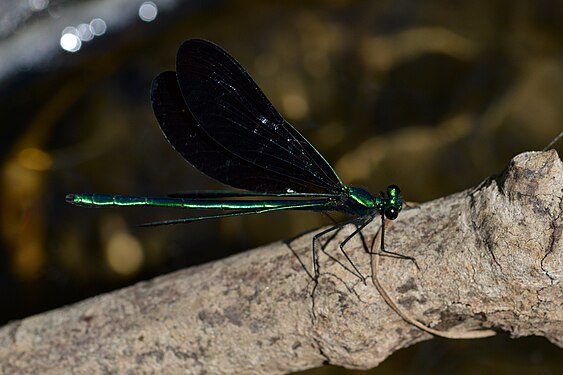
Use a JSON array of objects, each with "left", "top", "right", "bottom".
[{"left": 0, "top": 0, "right": 561, "bottom": 373}]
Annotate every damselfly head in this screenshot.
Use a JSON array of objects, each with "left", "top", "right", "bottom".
[{"left": 384, "top": 185, "right": 403, "bottom": 220}]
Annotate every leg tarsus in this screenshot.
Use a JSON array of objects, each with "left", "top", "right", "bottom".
[
  {"left": 311, "top": 223, "right": 348, "bottom": 282},
  {"left": 375, "top": 215, "right": 419, "bottom": 270}
]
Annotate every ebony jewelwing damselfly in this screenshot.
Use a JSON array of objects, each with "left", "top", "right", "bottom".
[{"left": 66, "top": 39, "right": 409, "bottom": 282}]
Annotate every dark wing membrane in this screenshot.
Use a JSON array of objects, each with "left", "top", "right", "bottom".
[
  {"left": 174, "top": 39, "right": 343, "bottom": 194},
  {"left": 151, "top": 71, "right": 338, "bottom": 193}
]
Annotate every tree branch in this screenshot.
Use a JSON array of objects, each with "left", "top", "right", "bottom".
[{"left": 1, "top": 150, "right": 561, "bottom": 374}]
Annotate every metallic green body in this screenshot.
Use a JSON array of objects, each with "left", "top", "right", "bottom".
[
  {"left": 66, "top": 184, "right": 402, "bottom": 222},
  {"left": 67, "top": 193, "right": 331, "bottom": 210}
]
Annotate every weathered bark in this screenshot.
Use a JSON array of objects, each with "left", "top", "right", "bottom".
[{"left": 0, "top": 150, "right": 561, "bottom": 374}]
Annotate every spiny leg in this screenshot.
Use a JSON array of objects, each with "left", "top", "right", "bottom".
[
  {"left": 311, "top": 216, "right": 363, "bottom": 282},
  {"left": 311, "top": 224, "right": 345, "bottom": 282},
  {"left": 284, "top": 215, "right": 359, "bottom": 283},
  {"left": 319, "top": 213, "right": 344, "bottom": 251},
  {"left": 375, "top": 214, "right": 419, "bottom": 270},
  {"left": 337, "top": 216, "right": 376, "bottom": 283},
  {"left": 284, "top": 238, "right": 316, "bottom": 281}
]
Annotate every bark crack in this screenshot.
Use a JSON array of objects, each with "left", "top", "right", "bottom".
[{"left": 468, "top": 188, "right": 502, "bottom": 269}]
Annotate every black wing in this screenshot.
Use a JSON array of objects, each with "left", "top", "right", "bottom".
[
  {"left": 151, "top": 71, "right": 339, "bottom": 193},
  {"left": 173, "top": 39, "right": 343, "bottom": 194}
]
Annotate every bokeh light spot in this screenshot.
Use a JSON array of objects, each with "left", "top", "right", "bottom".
[
  {"left": 77, "top": 23, "right": 93, "bottom": 41},
  {"left": 29, "top": 0, "right": 49, "bottom": 11},
  {"left": 60, "top": 27, "right": 81, "bottom": 52},
  {"left": 18, "top": 148, "right": 53, "bottom": 171},
  {"left": 282, "top": 93, "right": 309, "bottom": 121},
  {"left": 139, "top": 2, "right": 158, "bottom": 22},
  {"left": 105, "top": 232, "right": 144, "bottom": 276},
  {"left": 89, "top": 18, "right": 107, "bottom": 36}
]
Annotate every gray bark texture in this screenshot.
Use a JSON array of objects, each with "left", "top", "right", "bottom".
[{"left": 0, "top": 150, "right": 561, "bottom": 374}]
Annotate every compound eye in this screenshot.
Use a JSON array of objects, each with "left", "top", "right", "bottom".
[
  {"left": 385, "top": 207, "right": 399, "bottom": 220},
  {"left": 387, "top": 184, "right": 401, "bottom": 195}
]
